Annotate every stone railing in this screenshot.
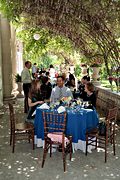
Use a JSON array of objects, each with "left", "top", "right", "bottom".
[{"left": 96, "top": 86, "right": 120, "bottom": 120}]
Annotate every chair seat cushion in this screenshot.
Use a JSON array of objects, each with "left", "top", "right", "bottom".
[
  {"left": 15, "top": 123, "right": 34, "bottom": 130},
  {"left": 25, "top": 118, "right": 34, "bottom": 124},
  {"left": 47, "top": 132, "right": 69, "bottom": 144}
]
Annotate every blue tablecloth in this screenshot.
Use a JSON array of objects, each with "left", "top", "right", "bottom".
[{"left": 34, "top": 106, "right": 99, "bottom": 143}]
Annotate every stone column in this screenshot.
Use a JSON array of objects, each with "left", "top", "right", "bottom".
[
  {"left": 1, "top": 15, "right": 15, "bottom": 102},
  {"left": 11, "top": 24, "right": 17, "bottom": 92},
  {"left": 0, "top": 15, "right": 3, "bottom": 106}
]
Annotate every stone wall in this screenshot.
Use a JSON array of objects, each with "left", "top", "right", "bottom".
[{"left": 96, "top": 86, "right": 120, "bottom": 120}]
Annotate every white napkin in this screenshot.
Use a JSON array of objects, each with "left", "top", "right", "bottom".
[
  {"left": 57, "top": 106, "right": 66, "bottom": 113},
  {"left": 38, "top": 103, "right": 50, "bottom": 109},
  {"left": 85, "top": 108, "right": 93, "bottom": 112},
  {"left": 32, "top": 110, "right": 36, "bottom": 116}
]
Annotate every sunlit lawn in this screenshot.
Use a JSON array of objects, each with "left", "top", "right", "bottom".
[{"left": 100, "top": 79, "right": 119, "bottom": 92}]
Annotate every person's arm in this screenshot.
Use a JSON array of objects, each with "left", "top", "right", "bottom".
[
  {"left": 50, "top": 89, "right": 55, "bottom": 102},
  {"left": 28, "top": 97, "right": 44, "bottom": 107},
  {"left": 90, "top": 93, "right": 96, "bottom": 108},
  {"left": 66, "top": 88, "right": 73, "bottom": 98}
]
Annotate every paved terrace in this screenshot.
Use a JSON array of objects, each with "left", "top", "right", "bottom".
[{"left": 0, "top": 98, "right": 120, "bottom": 180}]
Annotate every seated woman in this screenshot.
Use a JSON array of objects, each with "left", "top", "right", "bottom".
[
  {"left": 78, "top": 76, "right": 90, "bottom": 100},
  {"left": 84, "top": 82, "right": 96, "bottom": 108},
  {"left": 41, "top": 76, "right": 52, "bottom": 101},
  {"left": 65, "top": 73, "right": 75, "bottom": 90},
  {"left": 26, "top": 80, "right": 44, "bottom": 123}
]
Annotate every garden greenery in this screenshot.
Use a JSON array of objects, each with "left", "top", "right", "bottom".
[{"left": 0, "top": 0, "right": 120, "bottom": 76}]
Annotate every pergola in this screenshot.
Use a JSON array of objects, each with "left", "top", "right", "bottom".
[{"left": 1, "top": 0, "right": 120, "bottom": 75}]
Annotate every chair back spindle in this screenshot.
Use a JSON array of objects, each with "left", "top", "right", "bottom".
[
  {"left": 86, "top": 106, "right": 118, "bottom": 162},
  {"left": 8, "top": 103, "right": 15, "bottom": 132},
  {"left": 8, "top": 102, "right": 34, "bottom": 153},
  {"left": 42, "top": 111, "right": 72, "bottom": 172},
  {"left": 42, "top": 112, "right": 67, "bottom": 136}
]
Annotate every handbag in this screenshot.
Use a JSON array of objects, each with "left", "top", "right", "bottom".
[{"left": 98, "top": 122, "right": 106, "bottom": 136}]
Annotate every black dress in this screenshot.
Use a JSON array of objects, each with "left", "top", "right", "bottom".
[
  {"left": 27, "top": 91, "right": 43, "bottom": 121},
  {"left": 78, "top": 83, "right": 87, "bottom": 100},
  {"left": 84, "top": 92, "right": 96, "bottom": 108},
  {"left": 41, "top": 83, "right": 52, "bottom": 100}
]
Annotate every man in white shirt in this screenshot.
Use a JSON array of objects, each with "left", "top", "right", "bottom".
[
  {"left": 49, "top": 64, "right": 56, "bottom": 78},
  {"left": 32, "top": 63, "right": 37, "bottom": 78},
  {"left": 50, "top": 76, "right": 73, "bottom": 103},
  {"left": 21, "top": 61, "right": 32, "bottom": 113}
]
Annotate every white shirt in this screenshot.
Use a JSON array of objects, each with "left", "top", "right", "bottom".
[
  {"left": 50, "top": 85, "right": 73, "bottom": 102},
  {"left": 49, "top": 68, "right": 56, "bottom": 78},
  {"left": 32, "top": 65, "right": 37, "bottom": 73},
  {"left": 21, "top": 67, "right": 31, "bottom": 84}
]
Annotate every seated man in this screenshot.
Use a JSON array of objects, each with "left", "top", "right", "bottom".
[{"left": 50, "top": 75, "right": 73, "bottom": 103}]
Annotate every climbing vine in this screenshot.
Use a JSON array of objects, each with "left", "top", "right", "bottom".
[{"left": 0, "top": 0, "right": 120, "bottom": 75}]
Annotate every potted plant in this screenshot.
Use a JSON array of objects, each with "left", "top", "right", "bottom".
[
  {"left": 15, "top": 74, "right": 21, "bottom": 83},
  {"left": 15, "top": 74, "right": 23, "bottom": 97},
  {"left": 90, "top": 63, "right": 101, "bottom": 82},
  {"left": 80, "top": 64, "right": 88, "bottom": 76}
]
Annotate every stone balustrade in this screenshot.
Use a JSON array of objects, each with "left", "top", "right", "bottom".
[{"left": 96, "top": 86, "right": 120, "bottom": 120}]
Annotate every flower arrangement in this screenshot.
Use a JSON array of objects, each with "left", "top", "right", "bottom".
[
  {"left": 113, "top": 77, "right": 119, "bottom": 86},
  {"left": 61, "top": 96, "right": 72, "bottom": 103},
  {"left": 108, "top": 76, "right": 113, "bottom": 85},
  {"left": 90, "top": 63, "right": 101, "bottom": 67},
  {"left": 108, "top": 76, "right": 120, "bottom": 92},
  {"left": 113, "top": 77, "right": 120, "bottom": 92}
]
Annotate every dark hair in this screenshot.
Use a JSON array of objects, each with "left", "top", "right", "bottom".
[
  {"left": 34, "top": 63, "right": 37, "bottom": 65},
  {"left": 46, "top": 71, "right": 49, "bottom": 76},
  {"left": 69, "top": 73, "right": 75, "bottom": 81},
  {"left": 50, "top": 64, "right": 54, "bottom": 68},
  {"left": 29, "top": 80, "right": 40, "bottom": 98},
  {"left": 82, "top": 76, "right": 90, "bottom": 81},
  {"left": 57, "top": 75, "right": 64, "bottom": 81},
  {"left": 25, "top": 61, "right": 31, "bottom": 66},
  {"left": 41, "top": 76, "right": 49, "bottom": 84},
  {"left": 86, "top": 82, "right": 94, "bottom": 92}
]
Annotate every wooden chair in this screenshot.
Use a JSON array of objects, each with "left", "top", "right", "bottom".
[
  {"left": 41, "top": 111, "right": 72, "bottom": 172},
  {"left": 85, "top": 107, "right": 118, "bottom": 162},
  {"left": 8, "top": 102, "right": 34, "bottom": 153},
  {"left": 98, "top": 98, "right": 115, "bottom": 121},
  {"left": 105, "top": 99, "right": 115, "bottom": 114},
  {"left": 95, "top": 89, "right": 99, "bottom": 100}
]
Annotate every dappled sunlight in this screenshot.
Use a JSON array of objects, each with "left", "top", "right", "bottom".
[
  {"left": 0, "top": 125, "right": 4, "bottom": 129},
  {"left": 0, "top": 98, "right": 120, "bottom": 179},
  {"left": 0, "top": 155, "right": 39, "bottom": 179},
  {"left": 71, "top": 158, "right": 76, "bottom": 162},
  {"left": 56, "top": 174, "right": 60, "bottom": 179},
  {"left": 97, "top": 148, "right": 105, "bottom": 153}
]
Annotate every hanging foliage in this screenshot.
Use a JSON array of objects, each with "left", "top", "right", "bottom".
[{"left": 0, "top": 0, "right": 120, "bottom": 75}]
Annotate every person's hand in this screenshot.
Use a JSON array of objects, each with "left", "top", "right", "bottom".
[{"left": 38, "top": 101, "right": 44, "bottom": 104}]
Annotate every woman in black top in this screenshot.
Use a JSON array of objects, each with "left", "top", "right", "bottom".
[
  {"left": 41, "top": 76, "right": 52, "bottom": 100},
  {"left": 78, "top": 76, "right": 90, "bottom": 100},
  {"left": 84, "top": 82, "right": 96, "bottom": 108},
  {"left": 27, "top": 80, "right": 44, "bottom": 122}
]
